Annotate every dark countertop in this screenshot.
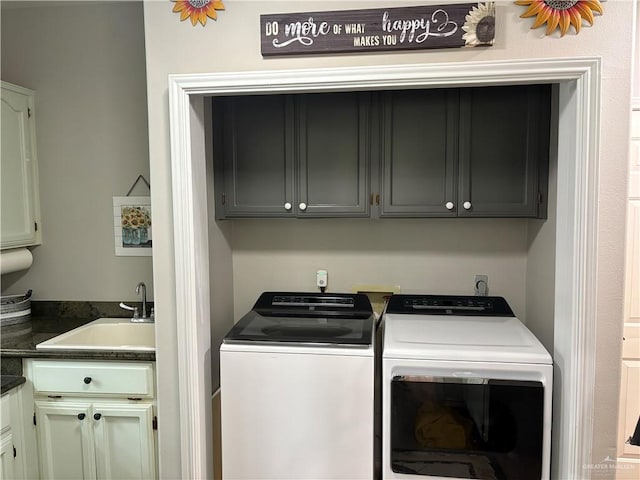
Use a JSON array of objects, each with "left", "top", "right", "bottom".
[
  {"left": 1, "top": 375, "right": 26, "bottom": 395},
  {"left": 1, "top": 300, "right": 156, "bottom": 384}
]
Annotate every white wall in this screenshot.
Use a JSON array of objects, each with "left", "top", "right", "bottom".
[
  {"left": 143, "top": 1, "right": 634, "bottom": 477},
  {"left": 0, "top": 1, "right": 153, "bottom": 301}
]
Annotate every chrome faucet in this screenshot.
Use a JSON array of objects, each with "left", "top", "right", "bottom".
[
  {"left": 136, "top": 282, "right": 148, "bottom": 320},
  {"left": 120, "top": 282, "right": 154, "bottom": 322}
]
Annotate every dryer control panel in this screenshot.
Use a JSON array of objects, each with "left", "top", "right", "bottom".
[{"left": 385, "top": 294, "right": 515, "bottom": 316}]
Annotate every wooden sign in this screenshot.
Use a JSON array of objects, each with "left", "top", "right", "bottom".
[{"left": 260, "top": 3, "right": 495, "bottom": 56}]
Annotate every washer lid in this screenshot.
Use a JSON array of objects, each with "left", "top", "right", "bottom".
[
  {"left": 223, "top": 292, "right": 375, "bottom": 347},
  {"left": 383, "top": 314, "right": 552, "bottom": 364}
]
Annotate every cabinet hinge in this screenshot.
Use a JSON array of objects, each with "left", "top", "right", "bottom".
[
  {"left": 221, "top": 193, "right": 226, "bottom": 205},
  {"left": 153, "top": 416, "right": 158, "bottom": 430},
  {"left": 13, "top": 446, "right": 17, "bottom": 458},
  {"left": 33, "top": 413, "right": 36, "bottom": 426}
]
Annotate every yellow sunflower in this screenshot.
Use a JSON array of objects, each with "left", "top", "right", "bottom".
[
  {"left": 172, "top": 0, "right": 225, "bottom": 27},
  {"left": 515, "top": 0, "right": 603, "bottom": 36}
]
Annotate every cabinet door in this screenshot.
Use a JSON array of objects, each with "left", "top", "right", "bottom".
[
  {"left": 1, "top": 386, "right": 29, "bottom": 480},
  {"left": 0, "top": 392, "right": 15, "bottom": 480},
  {"left": 215, "top": 95, "right": 295, "bottom": 217},
  {"left": 297, "top": 92, "right": 370, "bottom": 217},
  {"left": 1, "top": 83, "right": 41, "bottom": 248},
  {"left": 458, "top": 85, "right": 550, "bottom": 217},
  {"left": 0, "top": 430, "right": 15, "bottom": 480},
  {"left": 93, "top": 403, "right": 156, "bottom": 480},
  {"left": 380, "top": 89, "right": 458, "bottom": 217},
  {"left": 35, "top": 401, "right": 96, "bottom": 480}
]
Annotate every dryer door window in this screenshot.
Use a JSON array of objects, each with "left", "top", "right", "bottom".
[{"left": 390, "top": 375, "right": 544, "bottom": 479}]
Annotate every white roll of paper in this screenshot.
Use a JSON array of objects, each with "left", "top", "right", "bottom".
[{"left": 0, "top": 248, "right": 33, "bottom": 274}]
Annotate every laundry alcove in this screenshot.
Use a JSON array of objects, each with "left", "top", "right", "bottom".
[{"left": 167, "top": 58, "right": 601, "bottom": 480}]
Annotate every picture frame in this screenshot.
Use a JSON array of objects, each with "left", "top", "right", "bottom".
[{"left": 113, "top": 196, "right": 152, "bottom": 256}]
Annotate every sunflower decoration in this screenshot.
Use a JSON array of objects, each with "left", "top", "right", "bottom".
[
  {"left": 172, "top": 0, "right": 225, "bottom": 27},
  {"left": 462, "top": 3, "right": 496, "bottom": 46},
  {"left": 515, "top": 0, "right": 604, "bottom": 36},
  {"left": 121, "top": 206, "right": 151, "bottom": 230}
]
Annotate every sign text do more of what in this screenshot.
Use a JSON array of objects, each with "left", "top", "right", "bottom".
[{"left": 260, "top": 4, "right": 495, "bottom": 56}]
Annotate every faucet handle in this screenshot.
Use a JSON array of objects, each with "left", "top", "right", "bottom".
[
  {"left": 119, "top": 301, "right": 135, "bottom": 312},
  {"left": 119, "top": 302, "right": 139, "bottom": 319}
]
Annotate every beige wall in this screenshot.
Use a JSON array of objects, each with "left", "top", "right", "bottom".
[
  {"left": 143, "top": 0, "right": 633, "bottom": 477},
  {"left": 230, "top": 218, "right": 530, "bottom": 319},
  {"left": 1, "top": 1, "right": 153, "bottom": 301}
]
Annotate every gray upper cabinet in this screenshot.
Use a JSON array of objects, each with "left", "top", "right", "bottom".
[
  {"left": 379, "top": 84, "right": 550, "bottom": 218},
  {"left": 458, "top": 85, "right": 551, "bottom": 218},
  {"left": 214, "top": 92, "right": 369, "bottom": 218},
  {"left": 213, "top": 85, "right": 551, "bottom": 220},
  {"left": 214, "top": 94, "right": 294, "bottom": 217},
  {"left": 380, "top": 89, "right": 459, "bottom": 217},
  {"left": 297, "top": 92, "right": 370, "bottom": 217}
]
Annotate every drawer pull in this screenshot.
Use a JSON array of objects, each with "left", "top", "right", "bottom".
[
  {"left": 93, "top": 413, "right": 102, "bottom": 421},
  {"left": 83, "top": 377, "right": 92, "bottom": 384},
  {"left": 77, "top": 413, "right": 86, "bottom": 420}
]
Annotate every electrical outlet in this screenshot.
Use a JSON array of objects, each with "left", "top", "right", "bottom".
[
  {"left": 316, "top": 270, "right": 328, "bottom": 288},
  {"left": 475, "top": 275, "right": 488, "bottom": 296}
]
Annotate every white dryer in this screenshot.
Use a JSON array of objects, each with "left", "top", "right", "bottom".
[
  {"left": 382, "top": 295, "right": 552, "bottom": 480},
  {"left": 221, "top": 292, "right": 376, "bottom": 480}
]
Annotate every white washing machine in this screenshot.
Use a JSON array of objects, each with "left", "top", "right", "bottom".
[
  {"left": 382, "top": 295, "right": 552, "bottom": 480},
  {"left": 220, "top": 292, "right": 376, "bottom": 480}
]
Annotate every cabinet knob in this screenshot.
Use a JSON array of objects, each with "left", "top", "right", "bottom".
[
  {"left": 299, "top": 202, "right": 307, "bottom": 211},
  {"left": 94, "top": 413, "right": 102, "bottom": 421},
  {"left": 284, "top": 202, "right": 292, "bottom": 211},
  {"left": 83, "top": 377, "right": 92, "bottom": 384},
  {"left": 445, "top": 201, "right": 454, "bottom": 210},
  {"left": 463, "top": 201, "right": 472, "bottom": 210},
  {"left": 77, "top": 413, "right": 86, "bottom": 420}
]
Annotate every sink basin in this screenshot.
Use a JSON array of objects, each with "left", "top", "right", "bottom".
[{"left": 36, "top": 317, "right": 155, "bottom": 352}]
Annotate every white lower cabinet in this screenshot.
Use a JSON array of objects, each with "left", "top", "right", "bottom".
[
  {"left": 0, "top": 392, "right": 17, "bottom": 480},
  {"left": 1, "top": 384, "right": 29, "bottom": 480},
  {"left": 25, "top": 359, "right": 157, "bottom": 480},
  {"left": 36, "top": 401, "right": 155, "bottom": 480},
  {"left": 0, "top": 426, "right": 16, "bottom": 480}
]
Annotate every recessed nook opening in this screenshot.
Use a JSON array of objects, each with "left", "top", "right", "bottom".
[{"left": 168, "top": 59, "right": 600, "bottom": 480}]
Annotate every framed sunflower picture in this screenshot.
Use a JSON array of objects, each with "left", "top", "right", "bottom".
[{"left": 113, "top": 196, "right": 152, "bottom": 257}]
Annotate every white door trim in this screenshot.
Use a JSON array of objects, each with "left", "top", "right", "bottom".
[{"left": 167, "top": 57, "right": 601, "bottom": 479}]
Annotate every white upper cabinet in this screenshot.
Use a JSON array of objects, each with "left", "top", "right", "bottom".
[{"left": 1, "top": 81, "right": 42, "bottom": 249}]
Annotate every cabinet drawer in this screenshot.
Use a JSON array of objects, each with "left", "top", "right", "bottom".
[{"left": 27, "top": 360, "right": 155, "bottom": 398}]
